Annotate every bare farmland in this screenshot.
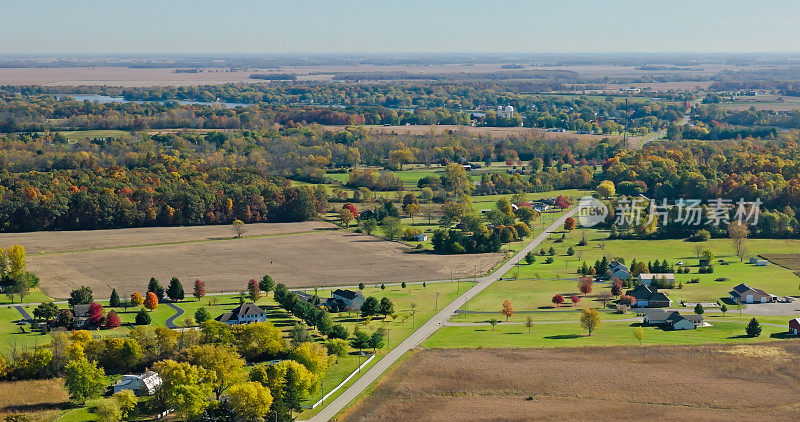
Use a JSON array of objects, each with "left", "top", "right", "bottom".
[
  {"left": 342, "top": 344, "right": 800, "bottom": 422},
  {"left": 0, "top": 222, "right": 501, "bottom": 298}
]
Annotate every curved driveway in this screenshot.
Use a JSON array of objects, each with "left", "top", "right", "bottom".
[{"left": 308, "top": 208, "right": 577, "bottom": 422}]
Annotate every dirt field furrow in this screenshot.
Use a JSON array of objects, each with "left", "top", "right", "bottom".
[
  {"left": 341, "top": 344, "right": 800, "bottom": 422},
  {"left": 0, "top": 222, "right": 502, "bottom": 298}
]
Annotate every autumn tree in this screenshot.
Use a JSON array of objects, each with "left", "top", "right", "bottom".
[
  {"left": 633, "top": 326, "right": 645, "bottom": 345},
  {"left": 500, "top": 299, "right": 514, "bottom": 321},
  {"left": 88, "top": 302, "right": 104, "bottom": 326},
  {"left": 228, "top": 381, "right": 273, "bottom": 421},
  {"left": 248, "top": 279, "right": 261, "bottom": 302},
  {"left": 551, "top": 294, "right": 564, "bottom": 308},
  {"left": 338, "top": 207, "right": 355, "bottom": 227},
  {"left": 106, "top": 311, "right": 121, "bottom": 329},
  {"left": 193, "top": 279, "right": 205, "bottom": 300},
  {"left": 578, "top": 276, "right": 593, "bottom": 296},
  {"left": 130, "top": 292, "right": 144, "bottom": 307},
  {"left": 580, "top": 308, "right": 601, "bottom": 336},
  {"left": 178, "top": 344, "right": 245, "bottom": 399},
  {"left": 611, "top": 279, "right": 623, "bottom": 297},
  {"left": 232, "top": 219, "right": 246, "bottom": 238},
  {"left": 144, "top": 292, "right": 159, "bottom": 311},
  {"left": 571, "top": 295, "right": 581, "bottom": 306},
  {"left": 597, "top": 180, "right": 616, "bottom": 198},
  {"left": 152, "top": 360, "right": 212, "bottom": 418},
  {"left": 564, "top": 217, "right": 576, "bottom": 231},
  {"left": 291, "top": 342, "right": 332, "bottom": 376}
]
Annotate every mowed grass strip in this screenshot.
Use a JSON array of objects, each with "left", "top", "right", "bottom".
[{"left": 425, "top": 316, "right": 797, "bottom": 349}]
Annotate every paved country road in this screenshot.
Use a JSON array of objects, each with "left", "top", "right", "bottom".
[{"left": 306, "top": 208, "right": 578, "bottom": 422}]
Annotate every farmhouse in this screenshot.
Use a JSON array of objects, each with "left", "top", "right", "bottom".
[
  {"left": 331, "top": 289, "right": 365, "bottom": 310},
  {"left": 113, "top": 371, "right": 162, "bottom": 396},
  {"left": 215, "top": 302, "right": 267, "bottom": 325},
  {"left": 72, "top": 304, "right": 91, "bottom": 328},
  {"left": 627, "top": 284, "right": 672, "bottom": 308},
  {"left": 728, "top": 283, "right": 776, "bottom": 304},
  {"left": 608, "top": 260, "right": 631, "bottom": 280},
  {"left": 637, "top": 273, "right": 675, "bottom": 287},
  {"left": 643, "top": 309, "right": 703, "bottom": 330}
]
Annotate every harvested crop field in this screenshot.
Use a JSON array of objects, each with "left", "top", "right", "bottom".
[
  {"left": 1, "top": 222, "right": 501, "bottom": 298},
  {"left": 762, "top": 253, "right": 800, "bottom": 277},
  {"left": 342, "top": 344, "right": 800, "bottom": 422}
]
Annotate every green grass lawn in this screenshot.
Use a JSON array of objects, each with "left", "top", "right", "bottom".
[
  {"left": 2, "top": 288, "right": 53, "bottom": 305},
  {"left": 463, "top": 225, "right": 800, "bottom": 313},
  {"left": 424, "top": 315, "right": 799, "bottom": 349}
]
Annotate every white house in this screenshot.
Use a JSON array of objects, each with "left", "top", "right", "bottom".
[
  {"left": 113, "top": 371, "right": 162, "bottom": 396},
  {"left": 215, "top": 303, "right": 267, "bottom": 325}
]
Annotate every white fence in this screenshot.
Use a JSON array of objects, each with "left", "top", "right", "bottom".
[{"left": 303, "top": 354, "right": 376, "bottom": 409}]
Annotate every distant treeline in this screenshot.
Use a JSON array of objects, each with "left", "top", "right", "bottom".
[
  {"left": 249, "top": 73, "right": 298, "bottom": 81},
  {"left": 331, "top": 70, "right": 579, "bottom": 82}
]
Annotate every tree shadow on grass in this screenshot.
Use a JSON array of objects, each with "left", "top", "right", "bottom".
[
  {"left": 770, "top": 332, "right": 795, "bottom": 339},
  {"left": 544, "top": 334, "right": 581, "bottom": 339},
  {"left": 726, "top": 334, "right": 753, "bottom": 339}
]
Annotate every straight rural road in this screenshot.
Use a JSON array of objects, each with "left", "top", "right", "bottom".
[{"left": 307, "top": 208, "right": 578, "bottom": 422}]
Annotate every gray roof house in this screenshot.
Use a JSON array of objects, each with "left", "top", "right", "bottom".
[
  {"left": 729, "top": 283, "right": 776, "bottom": 304},
  {"left": 331, "top": 289, "right": 365, "bottom": 311},
  {"left": 113, "top": 371, "right": 162, "bottom": 396},
  {"left": 215, "top": 303, "right": 267, "bottom": 325},
  {"left": 627, "top": 285, "right": 672, "bottom": 308},
  {"left": 608, "top": 260, "right": 631, "bottom": 280},
  {"left": 643, "top": 310, "right": 702, "bottom": 330},
  {"left": 72, "top": 304, "right": 91, "bottom": 327}
]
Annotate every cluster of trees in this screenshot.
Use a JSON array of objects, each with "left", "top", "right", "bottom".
[
  {"left": 430, "top": 196, "right": 538, "bottom": 254},
  {"left": 0, "top": 154, "right": 326, "bottom": 232},
  {"left": 273, "top": 284, "right": 336, "bottom": 334},
  {"left": 3, "top": 316, "right": 336, "bottom": 421},
  {"left": 595, "top": 139, "right": 800, "bottom": 238},
  {"left": 0, "top": 245, "right": 39, "bottom": 303}
]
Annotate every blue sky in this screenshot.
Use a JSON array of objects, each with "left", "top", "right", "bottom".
[{"left": 2, "top": 0, "right": 799, "bottom": 54}]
